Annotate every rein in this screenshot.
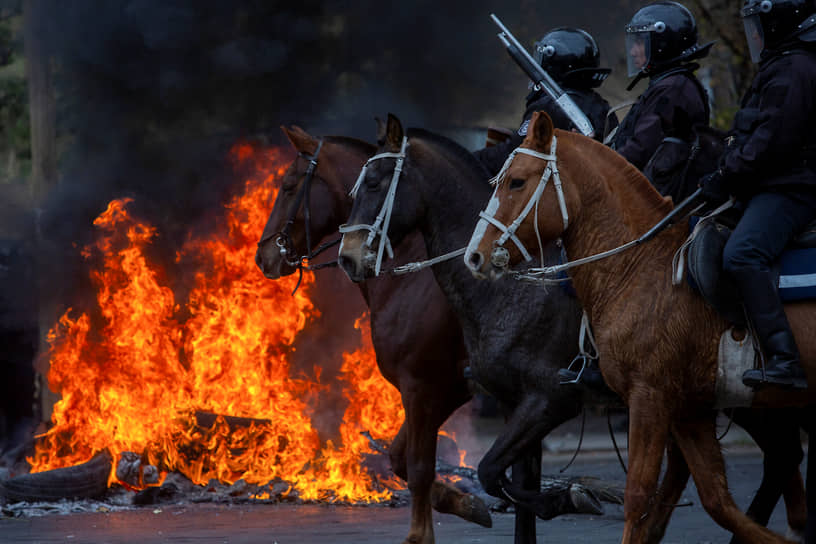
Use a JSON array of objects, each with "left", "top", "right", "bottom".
[{"left": 257, "top": 140, "right": 341, "bottom": 294}]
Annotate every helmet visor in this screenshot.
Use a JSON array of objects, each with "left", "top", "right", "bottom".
[
  {"left": 626, "top": 32, "right": 651, "bottom": 77},
  {"left": 743, "top": 15, "right": 764, "bottom": 63}
]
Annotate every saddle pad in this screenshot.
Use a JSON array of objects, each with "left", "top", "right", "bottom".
[
  {"left": 778, "top": 247, "right": 816, "bottom": 301},
  {"left": 714, "top": 328, "right": 755, "bottom": 409}
]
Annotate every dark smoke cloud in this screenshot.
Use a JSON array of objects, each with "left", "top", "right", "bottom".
[
  {"left": 33, "top": 0, "right": 638, "bottom": 244},
  {"left": 1, "top": 0, "right": 645, "bottom": 341},
  {"left": 0, "top": 0, "right": 651, "bottom": 451}
]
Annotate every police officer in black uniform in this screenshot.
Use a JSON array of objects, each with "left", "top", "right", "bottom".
[
  {"left": 560, "top": 2, "right": 712, "bottom": 390},
  {"left": 700, "top": 0, "right": 816, "bottom": 389},
  {"left": 613, "top": 1, "right": 714, "bottom": 202},
  {"left": 475, "top": 27, "right": 614, "bottom": 176}
]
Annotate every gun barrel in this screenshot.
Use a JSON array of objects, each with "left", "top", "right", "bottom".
[{"left": 489, "top": 13, "right": 595, "bottom": 137}]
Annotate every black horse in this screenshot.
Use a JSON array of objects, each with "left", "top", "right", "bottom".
[{"left": 337, "top": 113, "right": 807, "bottom": 543}]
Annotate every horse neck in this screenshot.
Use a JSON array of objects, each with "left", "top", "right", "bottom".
[
  {"left": 409, "top": 140, "right": 492, "bottom": 258},
  {"left": 390, "top": 139, "right": 496, "bottom": 325},
  {"left": 321, "top": 141, "right": 369, "bottom": 229},
  {"left": 558, "top": 137, "right": 682, "bottom": 316}
]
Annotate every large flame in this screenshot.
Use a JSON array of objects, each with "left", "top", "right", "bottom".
[{"left": 28, "top": 143, "right": 405, "bottom": 502}]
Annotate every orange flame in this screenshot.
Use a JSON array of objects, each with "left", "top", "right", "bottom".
[{"left": 28, "top": 143, "right": 406, "bottom": 502}]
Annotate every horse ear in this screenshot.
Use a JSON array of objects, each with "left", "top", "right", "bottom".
[
  {"left": 280, "top": 125, "right": 318, "bottom": 154},
  {"left": 375, "top": 116, "right": 387, "bottom": 146},
  {"left": 526, "top": 111, "right": 554, "bottom": 151},
  {"left": 384, "top": 113, "right": 404, "bottom": 150}
]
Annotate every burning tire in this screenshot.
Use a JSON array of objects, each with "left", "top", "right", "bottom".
[{"left": 0, "top": 451, "right": 111, "bottom": 503}]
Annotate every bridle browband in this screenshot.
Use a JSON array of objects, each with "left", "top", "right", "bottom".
[
  {"left": 339, "top": 136, "right": 409, "bottom": 277},
  {"left": 257, "top": 139, "right": 341, "bottom": 293}
]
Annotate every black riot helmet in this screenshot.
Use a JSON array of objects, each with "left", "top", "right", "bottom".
[
  {"left": 625, "top": 2, "right": 712, "bottom": 77},
  {"left": 741, "top": 0, "right": 816, "bottom": 62},
  {"left": 533, "top": 27, "right": 611, "bottom": 88}
]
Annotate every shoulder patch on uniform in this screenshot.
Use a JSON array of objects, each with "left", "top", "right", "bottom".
[{"left": 518, "top": 119, "right": 530, "bottom": 136}]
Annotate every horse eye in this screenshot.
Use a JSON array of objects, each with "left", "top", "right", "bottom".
[
  {"left": 509, "top": 178, "right": 526, "bottom": 190},
  {"left": 281, "top": 183, "right": 297, "bottom": 193}
]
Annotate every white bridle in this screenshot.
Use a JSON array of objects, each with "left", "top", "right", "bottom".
[
  {"left": 470, "top": 135, "right": 568, "bottom": 266},
  {"left": 339, "top": 136, "right": 409, "bottom": 276}
]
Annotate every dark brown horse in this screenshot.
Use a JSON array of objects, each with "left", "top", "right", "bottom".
[
  {"left": 255, "top": 126, "right": 489, "bottom": 544},
  {"left": 466, "top": 111, "right": 811, "bottom": 543}
]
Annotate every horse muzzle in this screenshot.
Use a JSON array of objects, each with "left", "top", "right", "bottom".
[
  {"left": 338, "top": 232, "right": 378, "bottom": 282},
  {"left": 465, "top": 246, "right": 508, "bottom": 281}
]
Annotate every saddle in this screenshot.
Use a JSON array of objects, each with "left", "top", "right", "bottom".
[
  {"left": 686, "top": 214, "right": 816, "bottom": 326},
  {"left": 684, "top": 215, "right": 816, "bottom": 407}
]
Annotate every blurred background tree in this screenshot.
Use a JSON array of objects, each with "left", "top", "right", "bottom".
[
  {"left": 0, "top": 1, "right": 28, "bottom": 187},
  {"left": 688, "top": 0, "right": 751, "bottom": 129}
]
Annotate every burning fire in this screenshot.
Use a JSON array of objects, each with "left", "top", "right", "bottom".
[{"left": 28, "top": 143, "right": 405, "bottom": 502}]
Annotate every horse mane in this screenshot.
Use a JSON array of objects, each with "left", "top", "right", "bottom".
[
  {"left": 324, "top": 135, "right": 377, "bottom": 156},
  {"left": 559, "top": 130, "right": 673, "bottom": 214},
  {"left": 406, "top": 128, "right": 491, "bottom": 181}
]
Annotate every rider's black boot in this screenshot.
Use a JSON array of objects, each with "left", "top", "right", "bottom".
[
  {"left": 558, "top": 361, "right": 608, "bottom": 391},
  {"left": 737, "top": 268, "right": 808, "bottom": 390}
]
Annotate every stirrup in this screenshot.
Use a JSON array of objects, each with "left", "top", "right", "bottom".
[{"left": 558, "top": 355, "right": 590, "bottom": 385}]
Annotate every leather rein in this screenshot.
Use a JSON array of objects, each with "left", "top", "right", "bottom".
[{"left": 257, "top": 139, "right": 341, "bottom": 294}]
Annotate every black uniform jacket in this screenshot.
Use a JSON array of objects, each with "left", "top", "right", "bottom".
[
  {"left": 612, "top": 66, "right": 708, "bottom": 171},
  {"left": 475, "top": 87, "right": 613, "bottom": 176},
  {"left": 721, "top": 48, "right": 816, "bottom": 198}
]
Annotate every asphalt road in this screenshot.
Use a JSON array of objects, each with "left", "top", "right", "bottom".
[{"left": 0, "top": 447, "right": 801, "bottom": 544}]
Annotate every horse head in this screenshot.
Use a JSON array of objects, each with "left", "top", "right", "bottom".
[
  {"left": 255, "top": 126, "right": 373, "bottom": 279},
  {"left": 338, "top": 113, "right": 422, "bottom": 282},
  {"left": 465, "top": 111, "right": 579, "bottom": 279}
]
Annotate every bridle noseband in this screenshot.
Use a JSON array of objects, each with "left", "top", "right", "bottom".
[
  {"left": 339, "top": 136, "right": 409, "bottom": 276},
  {"left": 258, "top": 139, "right": 341, "bottom": 293},
  {"left": 474, "top": 135, "right": 568, "bottom": 266}
]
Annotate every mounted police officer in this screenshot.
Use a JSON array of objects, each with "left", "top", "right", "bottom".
[
  {"left": 475, "top": 27, "right": 614, "bottom": 176},
  {"left": 612, "top": 1, "right": 714, "bottom": 202},
  {"left": 700, "top": 0, "right": 816, "bottom": 389},
  {"left": 560, "top": 2, "right": 713, "bottom": 390}
]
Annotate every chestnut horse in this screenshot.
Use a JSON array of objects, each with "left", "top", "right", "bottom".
[
  {"left": 466, "top": 111, "right": 811, "bottom": 543},
  {"left": 255, "top": 127, "right": 488, "bottom": 544}
]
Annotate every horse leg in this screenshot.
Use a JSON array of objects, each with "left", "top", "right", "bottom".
[
  {"left": 620, "top": 397, "right": 670, "bottom": 544},
  {"left": 477, "top": 394, "right": 580, "bottom": 505},
  {"left": 805, "top": 414, "right": 816, "bottom": 544},
  {"left": 638, "top": 435, "right": 691, "bottom": 543},
  {"left": 672, "top": 416, "right": 793, "bottom": 544},
  {"left": 399, "top": 381, "right": 476, "bottom": 544},
  {"left": 511, "top": 440, "right": 542, "bottom": 544},
  {"left": 781, "top": 469, "right": 806, "bottom": 542},
  {"left": 477, "top": 394, "right": 579, "bottom": 498},
  {"left": 730, "top": 408, "right": 805, "bottom": 543}
]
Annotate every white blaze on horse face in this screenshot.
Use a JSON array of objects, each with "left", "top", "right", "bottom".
[{"left": 465, "top": 192, "right": 501, "bottom": 273}]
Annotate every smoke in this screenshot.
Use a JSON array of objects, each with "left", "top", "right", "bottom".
[
  {"left": 29, "top": 0, "right": 641, "bottom": 245},
  {"left": 3, "top": 1, "right": 644, "bottom": 441}
]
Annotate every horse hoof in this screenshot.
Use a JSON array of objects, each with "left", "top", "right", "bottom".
[
  {"left": 569, "top": 484, "right": 604, "bottom": 515},
  {"left": 461, "top": 494, "right": 493, "bottom": 528}
]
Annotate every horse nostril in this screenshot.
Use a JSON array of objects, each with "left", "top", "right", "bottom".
[
  {"left": 468, "top": 251, "right": 484, "bottom": 270},
  {"left": 254, "top": 248, "right": 264, "bottom": 271}
]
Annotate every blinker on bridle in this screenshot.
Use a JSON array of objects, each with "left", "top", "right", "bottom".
[{"left": 258, "top": 139, "right": 341, "bottom": 294}]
